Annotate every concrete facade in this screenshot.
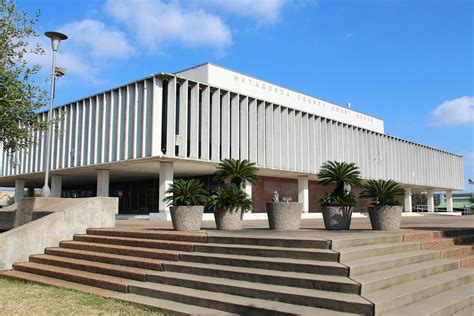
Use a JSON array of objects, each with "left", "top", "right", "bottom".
[{"left": 0, "top": 63, "right": 465, "bottom": 215}]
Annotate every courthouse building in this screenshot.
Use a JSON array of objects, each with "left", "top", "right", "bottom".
[{"left": 0, "top": 63, "right": 464, "bottom": 215}]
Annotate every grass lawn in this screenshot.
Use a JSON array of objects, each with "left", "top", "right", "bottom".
[{"left": 0, "top": 278, "right": 163, "bottom": 315}]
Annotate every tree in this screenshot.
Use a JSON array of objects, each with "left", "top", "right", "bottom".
[
  {"left": 412, "top": 193, "right": 427, "bottom": 208},
  {"left": 0, "top": 1, "right": 47, "bottom": 153}
]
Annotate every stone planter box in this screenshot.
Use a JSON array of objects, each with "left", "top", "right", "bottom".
[
  {"left": 266, "top": 202, "right": 302, "bottom": 231},
  {"left": 321, "top": 206, "right": 353, "bottom": 230},
  {"left": 170, "top": 206, "right": 204, "bottom": 231},
  {"left": 368, "top": 205, "right": 402, "bottom": 231},
  {"left": 214, "top": 208, "right": 243, "bottom": 230}
]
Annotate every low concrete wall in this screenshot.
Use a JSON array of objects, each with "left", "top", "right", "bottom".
[
  {"left": 0, "top": 197, "right": 118, "bottom": 270},
  {"left": 14, "top": 198, "right": 64, "bottom": 227},
  {"left": 0, "top": 203, "right": 17, "bottom": 231}
]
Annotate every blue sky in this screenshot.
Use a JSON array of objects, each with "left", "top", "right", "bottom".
[{"left": 18, "top": 0, "right": 474, "bottom": 190}]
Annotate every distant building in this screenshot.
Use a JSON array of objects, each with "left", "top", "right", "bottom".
[
  {"left": 0, "top": 63, "right": 465, "bottom": 215},
  {"left": 437, "top": 192, "right": 474, "bottom": 211}
]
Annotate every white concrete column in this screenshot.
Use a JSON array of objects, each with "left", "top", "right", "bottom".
[
  {"left": 427, "top": 189, "right": 434, "bottom": 212},
  {"left": 159, "top": 162, "right": 174, "bottom": 212},
  {"left": 244, "top": 180, "right": 253, "bottom": 212},
  {"left": 298, "top": 176, "right": 309, "bottom": 213},
  {"left": 51, "top": 175, "right": 62, "bottom": 198},
  {"left": 404, "top": 188, "right": 412, "bottom": 213},
  {"left": 446, "top": 190, "right": 453, "bottom": 213},
  {"left": 97, "top": 170, "right": 110, "bottom": 197},
  {"left": 14, "top": 179, "right": 25, "bottom": 203}
]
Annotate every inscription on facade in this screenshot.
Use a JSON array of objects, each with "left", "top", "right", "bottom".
[{"left": 233, "top": 74, "right": 374, "bottom": 124}]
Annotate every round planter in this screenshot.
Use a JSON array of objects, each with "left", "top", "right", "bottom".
[
  {"left": 368, "top": 205, "right": 402, "bottom": 231},
  {"left": 214, "top": 208, "right": 243, "bottom": 230},
  {"left": 266, "top": 202, "right": 302, "bottom": 231},
  {"left": 321, "top": 206, "right": 353, "bottom": 230},
  {"left": 170, "top": 206, "right": 204, "bottom": 231}
]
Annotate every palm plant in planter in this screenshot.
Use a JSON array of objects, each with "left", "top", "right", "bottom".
[
  {"left": 360, "top": 179, "right": 405, "bottom": 231},
  {"left": 214, "top": 159, "right": 258, "bottom": 189},
  {"left": 207, "top": 185, "right": 253, "bottom": 230},
  {"left": 164, "top": 179, "right": 208, "bottom": 231},
  {"left": 317, "top": 161, "right": 361, "bottom": 230},
  {"left": 209, "top": 159, "right": 257, "bottom": 230}
]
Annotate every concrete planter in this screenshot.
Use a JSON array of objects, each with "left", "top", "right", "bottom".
[
  {"left": 321, "top": 206, "right": 353, "bottom": 230},
  {"left": 368, "top": 205, "right": 402, "bottom": 231},
  {"left": 215, "top": 208, "right": 243, "bottom": 230},
  {"left": 266, "top": 202, "right": 302, "bottom": 231},
  {"left": 170, "top": 206, "right": 204, "bottom": 231}
]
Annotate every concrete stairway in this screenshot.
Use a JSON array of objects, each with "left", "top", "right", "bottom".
[
  {"left": 2, "top": 228, "right": 473, "bottom": 315},
  {"left": 334, "top": 230, "right": 474, "bottom": 315},
  {"left": 403, "top": 228, "right": 474, "bottom": 268}
]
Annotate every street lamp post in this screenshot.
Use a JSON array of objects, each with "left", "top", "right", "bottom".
[{"left": 40, "top": 31, "right": 68, "bottom": 197}]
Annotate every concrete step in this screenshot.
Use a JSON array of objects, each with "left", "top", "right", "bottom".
[
  {"left": 59, "top": 241, "right": 180, "bottom": 261},
  {"left": 338, "top": 242, "right": 421, "bottom": 261},
  {"left": 45, "top": 247, "right": 164, "bottom": 270},
  {"left": 162, "top": 261, "right": 359, "bottom": 293},
  {"left": 2, "top": 270, "right": 238, "bottom": 315},
  {"left": 193, "top": 243, "right": 339, "bottom": 261},
  {"left": 128, "top": 281, "right": 365, "bottom": 315},
  {"left": 29, "top": 254, "right": 151, "bottom": 281},
  {"left": 86, "top": 228, "right": 208, "bottom": 242},
  {"left": 365, "top": 268, "right": 474, "bottom": 314},
  {"left": 0, "top": 270, "right": 119, "bottom": 298},
  {"left": 115, "top": 293, "right": 238, "bottom": 316},
  {"left": 146, "top": 271, "right": 372, "bottom": 313},
  {"left": 439, "top": 245, "right": 474, "bottom": 259},
  {"left": 12, "top": 262, "right": 132, "bottom": 292},
  {"left": 353, "top": 258, "right": 461, "bottom": 294},
  {"left": 206, "top": 234, "right": 331, "bottom": 249},
  {"left": 345, "top": 250, "right": 440, "bottom": 276},
  {"left": 330, "top": 234, "right": 402, "bottom": 249},
  {"left": 403, "top": 229, "right": 474, "bottom": 241},
  {"left": 453, "top": 305, "right": 474, "bottom": 316},
  {"left": 383, "top": 282, "right": 474, "bottom": 316},
  {"left": 420, "top": 236, "right": 474, "bottom": 249},
  {"left": 178, "top": 251, "right": 349, "bottom": 276},
  {"left": 460, "top": 255, "right": 474, "bottom": 268},
  {"left": 73, "top": 234, "right": 195, "bottom": 251}
]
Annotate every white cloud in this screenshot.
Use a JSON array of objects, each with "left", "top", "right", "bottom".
[
  {"left": 26, "top": 19, "right": 136, "bottom": 84},
  {"left": 198, "top": 0, "right": 287, "bottom": 23},
  {"left": 430, "top": 96, "right": 474, "bottom": 126},
  {"left": 26, "top": 36, "right": 100, "bottom": 83},
  {"left": 59, "top": 19, "right": 135, "bottom": 59},
  {"left": 105, "top": 0, "right": 232, "bottom": 51}
]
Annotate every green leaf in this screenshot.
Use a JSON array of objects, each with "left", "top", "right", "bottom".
[
  {"left": 214, "top": 159, "right": 258, "bottom": 188},
  {"left": 163, "top": 179, "right": 208, "bottom": 207},
  {"left": 359, "top": 179, "right": 405, "bottom": 206}
]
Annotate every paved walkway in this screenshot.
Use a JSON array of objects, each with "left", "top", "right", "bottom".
[{"left": 116, "top": 214, "right": 474, "bottom": 240}]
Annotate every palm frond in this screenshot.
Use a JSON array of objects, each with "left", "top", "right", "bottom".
[
  {"left": 214, "top": 159, "right": 258, "bottom": 188},
  {"left": 317, "top": 161, "right": 361, "bottom": 196},
  {"left": 164, "top": 178, "right": 208, "bottom": 207},
  {"left": 359, "top": 179, "right": 405, "bottom": 206},
  {"left": 207, "top": 185, "right": 253, "bottom": 213}
]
